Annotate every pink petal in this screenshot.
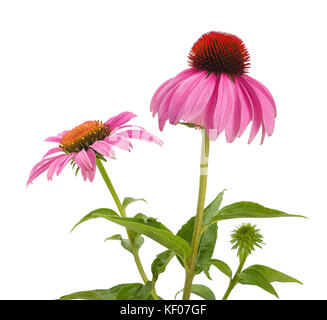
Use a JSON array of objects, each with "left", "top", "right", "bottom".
[
  {"left": 90, "top": 140, "right": 115, "bottom": 157},
  {"left": 27, "top": 154, "right": 65, "bottom": 186},
  {"left": 42, "top": 147, "right": 62, "bottom": 159},
  {"left": 47, "top": 155, "right": 67, "bottom": 180},
  {"left": 57, "top": 153, "right": 75, "bottom": 176},
  {"left": 105, "top": 135, "right": 132, "bottom": 151},
  {"left": 243, "top": 76, "right": 276, "bottom": 136},
  {"left": 74, "top": 149, "right": 93, "bottom": 172},
  {"left": 183, "top": 72, "right": 217, "bottom": 123},
  {"left": 234, "top": 77, "right": 253, "bottom": 137},
  {"left": 153, "top": 69, "right": 197, "bottom": 130},
  {"left": 45, "top": 136, "right": 61, "bottom": 143},
  {"left": 117, "top": 129, "right": 163, "bottom": 146},
  {"left": 244, "top": 75, "right": 276, "bottom": 117},
  {"left": 238, "top": 77, "right": 263, "bottom": 144},
  {"left": 105, "top": 112, "right": 137, "bottom": 130},
  {"left": 214, "top": 73, "right": 235, "bottom": 135},
  {"left": 167, "top": 71, "right": 205, "bottom": 125},
  {"left": 150, "top": 78, "right": 172, "bottom": 115},
  {"left": 85, "top": 149, "right": 97, "bottom": 182},
  {"left": 225, "top": 87, "right": 241, "bottom": 143}
]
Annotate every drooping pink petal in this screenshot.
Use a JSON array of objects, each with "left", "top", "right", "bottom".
[
  {"left": 154, "top": 69, "right": 197, "bottom": 130},
  {"left": 47, "top": 154, "right": 67, "bottom": 180},
  {"left": 74, "top": 149, "right": 93, "bottom": 172},
  {"left": 27, "top": 154, "right": 66, "bottom": 186},
  {"left": 244, "top": 75, "right": 276, "bottom": 117},
  {"left": 213, "top": 73, "right": 236, "bottom": 135},
  {"left": 225, "top": 86, "right": 241, "bottom": 143},
  {"left": 204, "top": 76, "right": 220, "bottom": 140},
  {"left": 152, "top": 69, "right": 196, "bottom": 113},
  {"left": 234, "top": 77, "right": 253, "bottom": 137},
  {"left": 105, "top": 112, "right": 137, "bottom": 131},
  {"left": 150, "top": 78, "right": 172, "bottom": 116},
  {"left": 105, "top": 135, "right": 132, "bottom": 151},
  {"left": 238, "top": 77, "right": 263, "bottom": 144},
  {"left": 181, "top": 72, "right": 217, "bottom": 124},
  {"left": 56, "top": 153, "right": 75, "bottom": 176},
  {"left": 117, "top": 129, "right": 163, "bottom": 146},
  {"left": 243, "top": 76, "right": 275, "bottom": 136},
  {"left": 167, "top": 71, "right": 206, "bottom": 125},
  {"left": 85, "top": 149, "right": 97, "bottom": 182},
  {"left": 42, "top": 147, "right": 62, "bottom": 159},
  {"left": 90, "top": 140, "right": 116, "bottom": 158}
]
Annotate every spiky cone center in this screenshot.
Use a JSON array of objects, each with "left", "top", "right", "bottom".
[
  {"left": 60, "top": 120, "right": 110, "bottom": 153},
  {"left": 230, "top": 223, "right": 264, "bottom": 258},
  {"left": 188, "top": 31, "right": 250, "bottom": 75}
]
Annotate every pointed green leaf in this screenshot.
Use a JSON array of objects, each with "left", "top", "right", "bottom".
[
  {"left": 123, "top": 197, "right": 147, "bottom": 209},
  {"left": 105, "top": 234, "right": 123, "bottom": 241},
  {"left": 175, "top": 284, "right": 216, "bottom": 300},
  {"left": 116, "top": 282, "right": 153, "bottom": 300},
  {"left": 176, "top": 213, "right": 218, "bottom": 273},
  {"left": 190, "top": 284, "right": 216, "bottom": 300},
  {"left": 105, "top": 234, "right": 144, "bottom": 253},
  {"left": 201, "top": 259, "right": 232, "bottom": 280},
  {"left": 96, "top": 215, "right": 191, "bottom": 260},
  {"left": 238, "top": 268, "right": 279, "bottom": 298},
  {"left": 151, "top": 250, "right": 175, "bottom": 282},
  {"left": 71, "top": 208, "right": 119, "bottom": 232},
  {"left": 243, "top": 265, "right": 302, "bottom": 285},
  {"left": 59, "top": 284, "right": 126, "bottom": 300},
  {"left": 202, "top": 189, "right": 226, "bottom": 225},
  {"left": 211, "top": 202, "right": 306, "bottom": 223},
  {"left": 178, "top": 122, "right": 202, "bottom": 128}
]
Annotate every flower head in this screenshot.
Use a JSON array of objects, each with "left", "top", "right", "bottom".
[
  {"left": 150, "top": 31, "right": 276, "bottom": 144},
  {"left": 27, "top": 112, "right": 162, "bottom": 185},
  {"left": 230, "top": 223, "right": 264, "bottom": 259}
]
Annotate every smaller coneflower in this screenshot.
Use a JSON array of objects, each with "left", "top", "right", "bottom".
[
  {"left": 27, "top": 111, "right": 162, "bottom": 185},
  {"left": 151, "top": 31, "right": 276, "bottom": 144}
]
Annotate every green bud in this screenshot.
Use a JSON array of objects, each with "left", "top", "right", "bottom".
[{"left": 230, "top": 223, "right": 264, "bottom": 259}]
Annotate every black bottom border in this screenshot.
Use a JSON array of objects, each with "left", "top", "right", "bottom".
[{"left": 0, "top": 300, "right": 326, "bottom": 318}]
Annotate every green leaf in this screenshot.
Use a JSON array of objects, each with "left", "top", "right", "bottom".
[
  {"left": 242, "top": 265, "right": 302, "bottom": 285},
  {"left": 123, "top": 197, "right": 147, "bottom": 209},
  {"left": 175, "top": 284, "right": 216, "bottom": 300},
  {"left": 94, "top": 215, "right": 191, "bottom": 260},
  {"left": 190, "top": 284, "right": 216, "bottom": 300},
  {"left": 176, "top": 211, "right": 218, "bottom": 273},
  {"left": 202, "top": 189, "right": 226, "bottom": 225},
  {"left": 71, "top": 208, "right": 119, "bottom": 232},
  {"left": 201, "top": 259, "right": 232, "bottom": 280},
  {"left": 151, "top": 250, "right": 175, "bottom": 282},
  {"left": 116, "top": 282, "right": 153, "bottom": 300},
  {"left": 178, "top": 122, "right": 202, "bottom": 128},
  {"left": 59, "top": 284, "right": 126, "bottom": 300},
  {"left": 59, "top": 282, "right": 153, "bottom": 300},
  {"left": 211, "top": 201, "right": 306, "bottom": 223},
  {"left": 105, "top": 234, "right": 145, "bottom": 253},
  {"left": 238, "top": 268, "right": 279, "bottom": 298}
]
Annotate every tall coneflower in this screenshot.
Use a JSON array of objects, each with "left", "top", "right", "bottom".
[{"left": 150, "top": 31, "right": 276, "bottom": 300}]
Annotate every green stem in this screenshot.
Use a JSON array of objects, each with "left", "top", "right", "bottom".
[
  {"left": 96, "top": 158, "right": 159, "bottom": 300},
  {"left": 182, "top": 129, "right": 210, "bottom": 300},
  {"left": 222, "top": 256, "right": 247, "bottom": 300}
]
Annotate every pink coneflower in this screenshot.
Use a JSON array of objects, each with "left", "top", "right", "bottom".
[
  {"left": 150, "top": 31, "right": 276, "bottom": 144},
  {"left": 27, "top": 112, "right": 162, "bottom": 185}
]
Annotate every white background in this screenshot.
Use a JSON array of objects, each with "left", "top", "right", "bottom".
[{"left": 0, "top": 0, "right": 326, "bottom": 300}]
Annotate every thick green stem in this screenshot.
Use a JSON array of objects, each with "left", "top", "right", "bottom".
[
  {"left": 222, "top": 256, "right": 247, "bottom": 300},
  {"left": 96, "top": 158, "right": 159, "bottom": 300},
  {"left": 182, "top": 129, "right": 210, "bottom": 300}
]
